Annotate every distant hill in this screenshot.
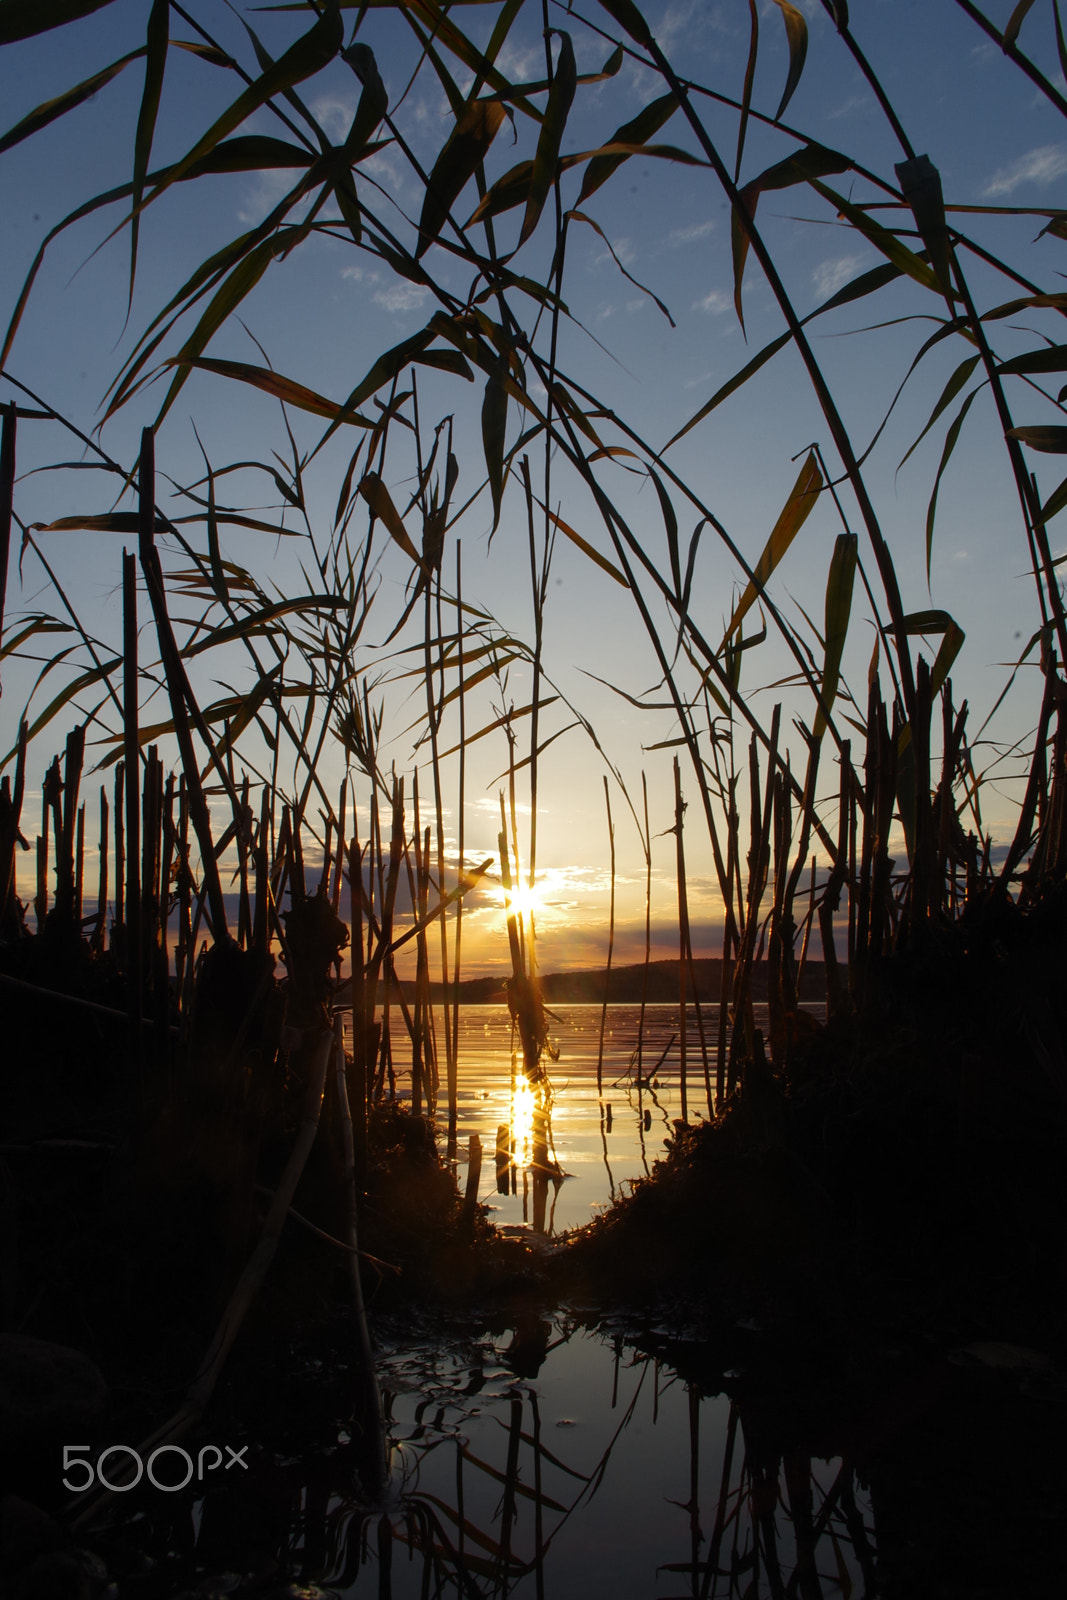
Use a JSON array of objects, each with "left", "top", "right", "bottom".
[{"left": 384, "top": 957, "right": 826, "bottom": 1007}]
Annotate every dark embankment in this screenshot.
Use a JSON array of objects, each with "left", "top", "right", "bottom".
[{"left": 556, "top": 885, "right": 1067, "bottom": 1353}]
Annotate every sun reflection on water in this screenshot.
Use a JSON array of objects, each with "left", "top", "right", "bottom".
[{"left": 510, "top": 1072, "right": 536, "bottom": 1166}]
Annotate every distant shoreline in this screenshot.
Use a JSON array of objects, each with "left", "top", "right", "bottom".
[{"left": 351, "top": 957, "right": 827, "bottom": 1008}]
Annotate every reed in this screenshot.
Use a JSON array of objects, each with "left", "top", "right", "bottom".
[{"left": 4, "top": 5, "right": 1067, "bottom": 1465}]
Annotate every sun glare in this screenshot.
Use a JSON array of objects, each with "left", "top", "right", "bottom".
[
  {"left": 510, "top": 1076, "right": 536, "bottom": 1167},
  {"left": 503, "top": 880, "right": 546, "bottom": 924}
]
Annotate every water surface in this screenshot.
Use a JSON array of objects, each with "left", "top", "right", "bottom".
[{"left": 350, "top": 1002, "right": 805, "bottom": 1234}]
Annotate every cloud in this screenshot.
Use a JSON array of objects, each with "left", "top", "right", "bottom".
[
  {"left": 983, "top": 144, "right": 1067, "bottom": 197},
  {"left": 373, "top": 283, "right": 431, "bottom": 313},
  {"left": 495, "top": 36, "right": 544, "bottom": 82},
  {"left": 359, "top": 146, "right": 408, "bottom": 197},
  {"left": 236, "top": 167, "right": 300, "bottom": 225},
  {"left": 311, "top": 91, "right": 357, "bottom": 145},
  {"left": 825, "top": 93, "right": 868, "bottom": 121},
  {"left": 812, "top": 252, "right": 868, "bottom": 299},
  {"left": 693, "top": 289, "right": 731, "bottom": 315},
  {"left": 595, "top": 236, "right": 635, "bottom": 267},
  {"left": 667, "top": 219, "right": 714, "bottom": 247}
]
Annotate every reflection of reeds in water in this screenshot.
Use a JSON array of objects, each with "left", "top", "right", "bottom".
[{"left": 102, "top": 1328, "right": 874, "bottom": 1599}]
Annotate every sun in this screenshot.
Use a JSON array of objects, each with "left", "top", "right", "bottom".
[{"left": 503, "top": 879, "right": 548, "bottom": 924}]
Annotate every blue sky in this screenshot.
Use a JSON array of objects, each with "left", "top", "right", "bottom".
[{"left": 3, "top": 1, "right": 1066, "bottom": 973}]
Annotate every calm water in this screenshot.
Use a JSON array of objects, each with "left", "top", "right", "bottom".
[
  {"left": 102, "top": 1001, "right": 875, "bottom": 1597},
  {"left": 347, "top": 1002, "right": 803, "bottom": 1235},
  {"left": 117, "top": 1316, "right": 874, "bottom": 1598}
]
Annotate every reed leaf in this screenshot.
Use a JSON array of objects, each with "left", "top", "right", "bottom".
[
  {"left": 1004, "top": 0, "right": 1038, "bottom": 47},
  {"left": 813, "top": 532, "right": 857, "bottom": 740},
  {"left": 436, "top": 698, "right": 557, "bottom": 761},
  {"left": 340, "top": 41, "right": 388, "bottom": 156},
  {"left": 732, "top": 144, "right": 851, "bottom": 328},
  {"left": 666, "top": 262, "right": 902, "bottom": 447},
  {"left": 735, "top": 0, "right": 758, "bottom": 182},
  {"left": 418, "top": 97, "right": 506, "bottom": 258},
  {"left": 576, "top": 89, "right": 678, "bottom": 205},
  {"left": 129, "top": 0, "right": 170, "bottom": 309},
  {"left": 0, "top": 48, "right": 145, "bottom": 156},
  {"left": 1041, "top": 472, "right": 1067, "bottom": 522},
  {"left": 30, "top": 513, "right": 170, "bottom": 534},
  {"left": 897, "top": 355, "right": 981, "bottom": 471},
  {"left": 595, "top": 0, "right": 655, "bottom": 49},
  {"left": 927, "top": 390, "right": 978, "bottom": 581},
  {"left": 769, "top": 0, "right": 808, "bottom": 122},
  {"left": 398, "top": 0, "right": 541, "bottom": 120},
  {"left": 520, "top": 30, "right": 576, "bottom": 247},
  {"left": 809, "top": 178, "right": 946, "bottom": 297},
  {"left": 1006, "top": 426, "right": 1067, "bottom": 451},
  {"left": 148, "top": 0, "right": 341, "bottom": 199},
  {"left": 998, "top": 344, "right": 1067, "bottom": 376},
  {"left": 567, "top": 211, "right": 675, "bottom": 324},
  {"left": 1056, "top": 0, "right": 1067, "bottom": 84},
  {"left": 481, "top": 367, "right": 508, "bottom": 536},
  {"left": 536, "top": 503, "right": 629, "bottom": 586},
  {"left": 722, "top": 450, "right": 822, "bottom": 644},
  {"left": 183, "top": 597, "right": 348, "bottom": 656},
  {"left": 0, "top": 0, "right": 116, "bottom": 43},
  {"left": 18, "top": 659, "right": 121, "bottom": 749},
  {"left": 895, "top": 153, "right": 954, "bottom": 304},
  {"left": 175, "top": 357, "right": 374, "bottom": 427},
  {"left": 358, "top": 473, "right": 423, "bottom": 567},
  {"left": 149, "top": 223, "right": 317, "bottom": 428}
]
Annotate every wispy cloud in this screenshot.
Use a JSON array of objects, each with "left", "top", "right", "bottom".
[
  {"left": 595, "top": 236, "right": 635, "bottom": 267},
  {"left": 983, "top": 143, "right": 1067, "bottom": 197},
  {"left": 693, "top": 288, "right": 731, "bottom": 315},
  {"left": 667, "top": 219, "right": 714, "bottom": 247},
  {"left": 373, "top": 283, "right": 430, "bottom": 314},
  {"left": 236, "top": 167, "right": 299, "bottom": 225},
  {"left": 812, "top": 252, "right": 868, "bottom": 299},
  {"left": 311, "top": 91, "right": 356, "bottom": 144},
  {"left": 825, "top": 93, "right": 867, "bottom": 121}
]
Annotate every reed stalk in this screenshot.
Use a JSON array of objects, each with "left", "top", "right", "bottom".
[{"left": 595, "top": 776, "right": 615, "bottom": 1102}]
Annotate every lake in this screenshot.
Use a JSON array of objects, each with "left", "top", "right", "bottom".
[{"left": 344, "top": 1002, "right": 810, "bottom": 1235}]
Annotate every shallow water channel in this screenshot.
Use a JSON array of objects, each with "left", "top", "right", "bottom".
[
  {"left": 115, "top": 1314, "right": 873, "bottom": 1599},
  {"left": 105, "top": 1001, "right": 881, "bottom": 1598}
]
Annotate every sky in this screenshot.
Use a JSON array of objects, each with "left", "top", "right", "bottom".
[{"left": 3, "top": 0, "right": 1067, "bottom": 977}]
